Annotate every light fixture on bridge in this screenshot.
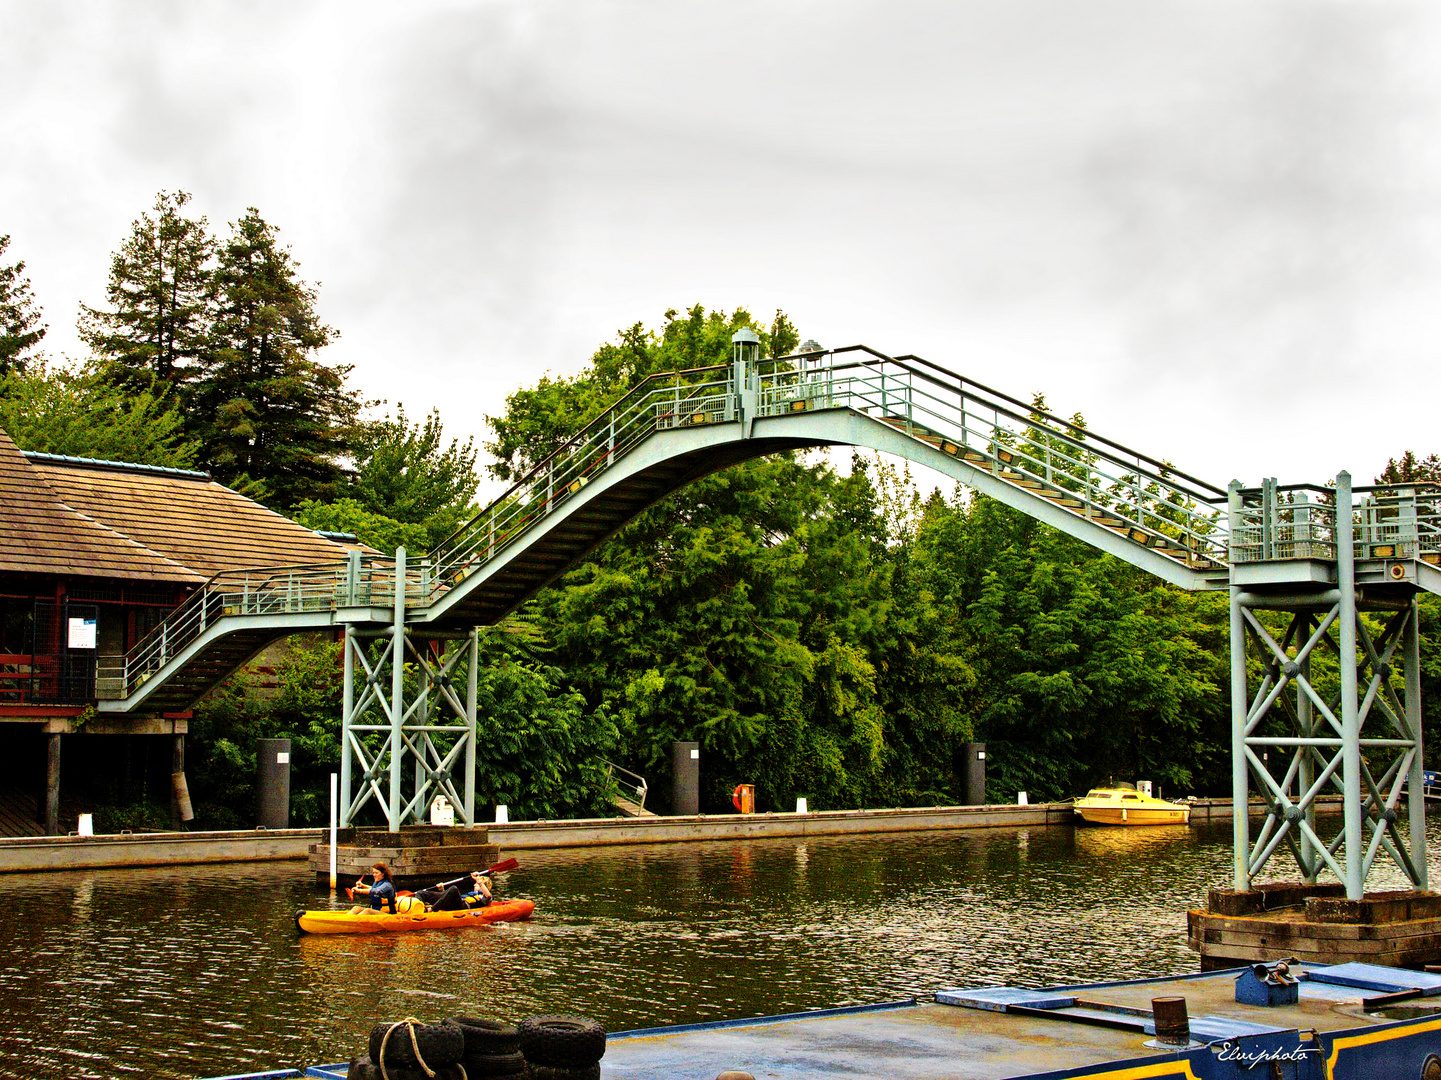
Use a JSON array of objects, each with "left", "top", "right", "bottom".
[{"left": 731, "top": 326, "right": 761, "bottom": 369}]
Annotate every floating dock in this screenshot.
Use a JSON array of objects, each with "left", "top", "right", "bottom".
[{"left": 201, "top": 960, "right": 1441, "bottom": 1079}]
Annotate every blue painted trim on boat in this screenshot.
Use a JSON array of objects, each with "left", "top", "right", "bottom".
[
  {"left": 609, "top": 997, "right": 919, "bottom": 1039},
  {"left": 1039, "top": 963, "right": 1293, "bottom": 993},
  {"left": 304, "top": 1065, "right": 350, "bottom": 1078},
  {"left": 200, "top": 1071, "right": 303, "bottom": 1080}
]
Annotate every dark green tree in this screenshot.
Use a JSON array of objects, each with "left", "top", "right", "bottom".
[
  {"left": 1377, "top": 451, "right": 1441, "bottom": 486},
  {"left": 191, "top": 208, "right": 365, "bottom": 508},
  {"left": 0, "top": 234, "right": 46, "bottom": 377},
  {"left": 77, "top": 191, "right": 215, "bottom": 393},
  {"left": 485, "top": 305, "right": 796, "bottom": 481}
]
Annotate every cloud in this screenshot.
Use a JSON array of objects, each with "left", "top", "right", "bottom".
[{"left": 3, "top": 0, "right": 1440, "bottom": 487}]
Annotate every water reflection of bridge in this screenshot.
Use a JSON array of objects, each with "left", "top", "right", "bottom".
[{"left": 95, "top": 331, "right": 1441, "bottom": 900}]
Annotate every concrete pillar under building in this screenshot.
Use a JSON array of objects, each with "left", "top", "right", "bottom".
[{"left": 170, "top": 733, "right": 193, "bottom": 829}]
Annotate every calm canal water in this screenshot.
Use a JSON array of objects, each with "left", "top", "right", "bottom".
[{"left": 5, "top": 818, "right": 1437, "bottom": 1079}]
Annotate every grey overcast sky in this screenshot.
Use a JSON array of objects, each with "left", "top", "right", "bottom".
[{"left": 3, "top": 0, "right": 1439, "bottom": 492}]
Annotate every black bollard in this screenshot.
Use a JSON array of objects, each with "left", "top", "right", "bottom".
[
  {"left": 256, "top": 738, "right": 291, "bottom": 829},
  {"left": 1151, "top": 996, "right": 1190, "bottom": 1046},
  {"left": 962, "top": 742, "right": 986, "bottom": 805},
  {"left": 672, "top": 740, "right": 699, "bottom": 815}
]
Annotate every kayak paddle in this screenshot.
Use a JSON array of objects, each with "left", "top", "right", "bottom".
[{"left": 434, "top": 857, "right": 519, "bottom": 890}]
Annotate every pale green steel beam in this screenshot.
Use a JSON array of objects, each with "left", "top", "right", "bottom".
[
  {"left": 388, "top": 546, "right": 406, "bottom": 833},
  {"left": 1336, "top": 472, "right": 1364, "bottom": 900}
]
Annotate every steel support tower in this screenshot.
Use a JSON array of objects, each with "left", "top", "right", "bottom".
[
  {"left": 1229, "top": 472, "right": 1428, "bottom": 899},
  {"left": 338, "top": 548, "right": 478, "bottom": 830}
]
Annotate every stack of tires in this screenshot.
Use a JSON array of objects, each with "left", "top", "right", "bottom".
[
  {"left": 348, "top": 1019, "right": 469, "bottom": 1079},
  {"left": 451, "top": 1016, "right": 527, "bottom": 1077},
  {"left": 517, "top": 1015, "right": 607, "bottom": 1080},
  {"left": 345, "top": 1015, "right": 604, "bottom": 1079}
]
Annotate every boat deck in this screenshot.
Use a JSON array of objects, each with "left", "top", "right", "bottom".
[{"left": 205, "top": 963, "right": 1441, "bottom": 1080}]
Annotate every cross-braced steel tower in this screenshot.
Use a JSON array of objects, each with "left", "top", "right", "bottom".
[
  {"left": 338, "top": 548, "right": 478, "bottom": 830},
  {"left": 1229, "top": 472, "right": 1429, "bottom": 899}
]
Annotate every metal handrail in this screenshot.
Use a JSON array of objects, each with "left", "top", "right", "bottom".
[
  {"left": 129, "top": 343, "right": 1441, "bottom": 700},
  {"left": 603, "top": 761, "right": 648, "bottom": 809}
]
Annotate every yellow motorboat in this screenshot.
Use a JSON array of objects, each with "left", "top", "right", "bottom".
[{"left": 1072, "top": 783, "right": 1190, "bottom": 826}]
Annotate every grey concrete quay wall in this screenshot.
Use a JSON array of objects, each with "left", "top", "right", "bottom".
[
  {"left": 0, "top": 797, "right": 1310, "bottom": 874},
  {"left": 0, "top": 828, "right": 318, "bottom": 874}
]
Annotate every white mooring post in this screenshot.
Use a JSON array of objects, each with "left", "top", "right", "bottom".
[{"left": 328, "top": 772, "right": 338, "bottom": 890}]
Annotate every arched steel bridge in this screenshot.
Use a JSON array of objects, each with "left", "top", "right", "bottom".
[{"left": 93, "top": 336, "right": 1441, "bottom": 899}]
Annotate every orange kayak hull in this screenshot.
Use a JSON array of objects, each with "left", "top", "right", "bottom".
[{"left": 296, "top": 898, "right": 535, "bottom": 935}]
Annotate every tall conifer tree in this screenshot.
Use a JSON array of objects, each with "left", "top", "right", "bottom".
[
  {"left": 77, "top": 191, "right": 215, "bottom": 393},
  {"left": 191, "top": 208, "right": 364, "bottom": 508},
  {"left": 0, "top": 235, "right": 47, "bottom": 377}
]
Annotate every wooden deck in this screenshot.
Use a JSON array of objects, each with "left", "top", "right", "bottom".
[{"left": 0, "top": 787, "right": 88, "bottom": 837}]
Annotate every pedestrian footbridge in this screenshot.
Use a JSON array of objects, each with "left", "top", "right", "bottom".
[
  {"left": 97, "top": 338, "right": 1441, "bottom": 715},
  {"left": 93, "top": 335, "right": 1441, "bottom": 898}
]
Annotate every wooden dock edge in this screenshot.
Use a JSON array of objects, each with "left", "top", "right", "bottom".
[
  {"left": 0, "top": 796, "right": 1313, "bottom": 874},
  {"left": 1190, "top": 883, "right": 1441, "bottom": 969}
]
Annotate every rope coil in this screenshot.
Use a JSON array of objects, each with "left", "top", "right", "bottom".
[{"left": 378, "top": 1017, "right": 435, "bottom": 1080}]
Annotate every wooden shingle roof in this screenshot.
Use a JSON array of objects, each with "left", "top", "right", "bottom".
[
  {"left": 0, "top": 429, "right": 203, "bottom": 584},
  {"left": 29, "top": 454, "right": 353, "bottom": 579}
]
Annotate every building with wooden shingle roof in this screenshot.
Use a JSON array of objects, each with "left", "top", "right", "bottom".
[{"left": 0, "top": 427, "right": 354, "bottom": 836}]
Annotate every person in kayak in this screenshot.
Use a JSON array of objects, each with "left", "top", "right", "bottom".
[
  {"left": 351, "top": 862, "right": 397, "bottom": 913},
  {"left": 415, "top": 871, "right": 492, "bottom": 912}
]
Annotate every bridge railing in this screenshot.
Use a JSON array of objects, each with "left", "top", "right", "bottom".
[
  {"left": 759, "top": 347, "right": 1230, "bottom": 566},
  {"left": 111, "top": 556, "right": 405, "bottom": 697},
  {"left": 1228, "top": 482, "right": 1441, "bottom": 564},
  {"left": 431, "top": 366, "right": 734, "bottom": 588}
]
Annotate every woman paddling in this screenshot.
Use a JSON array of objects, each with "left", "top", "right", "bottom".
[{"left": 350, "top": 862, "right": 397, "bottom": 914}]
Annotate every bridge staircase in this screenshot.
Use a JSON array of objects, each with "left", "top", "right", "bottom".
[{"left": 605, "top": 761, "right": 654, "bottom": 818}]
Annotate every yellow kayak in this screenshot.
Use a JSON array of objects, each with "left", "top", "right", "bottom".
[
  {"left": 1073, "top": 785, "right": 1190, "bottom": 826},
  {"left": 296, "top": 898, "right": 535, "bottom": 935}
]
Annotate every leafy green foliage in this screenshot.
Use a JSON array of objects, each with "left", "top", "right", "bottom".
[
  {"left": 485, "top": 305, "right": 797, "bottom": 482},
  {"left": 533, "top": 447, "right": 976, "bottom": 813},
  {"left": 899, "top": 485, "right": 1228, "bottom": 802},
  {"left": 0, "top": 234, "right": 46, "bottom": 376},
  {"left": 0, "top": 359, "right": 199, "bottom": 467},
  {"left": 290, "top": 497, "right": 429, "bottom": 554},
  {"left": 349, "top": 406, "right": 480, "bottom": 548},
  {"left": 470, "top": 630, "right": 620, "bottom": 819}
]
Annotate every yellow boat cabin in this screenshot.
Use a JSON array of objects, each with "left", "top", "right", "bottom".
[{"left": 1072, "top": 782, "right": 1190, "bottom": 826}]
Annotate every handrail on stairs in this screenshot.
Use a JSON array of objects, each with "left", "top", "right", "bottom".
[
  {"left": 603, "top": 761, "right": 648, "bottom": 811},
  {"left": 126, "top": 340, "right": 1441, "bottom": 708}
]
